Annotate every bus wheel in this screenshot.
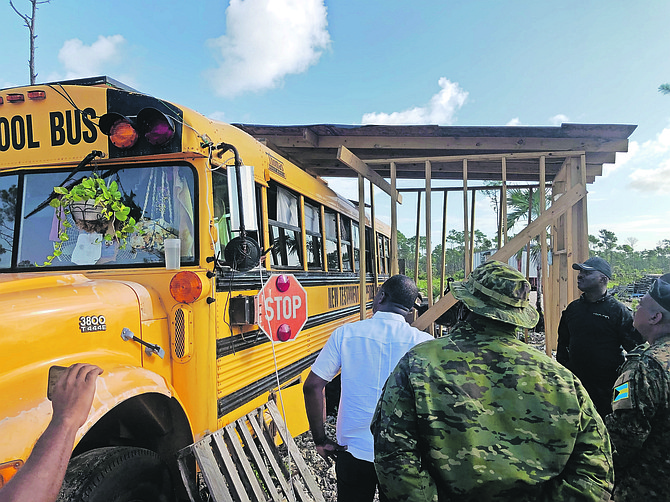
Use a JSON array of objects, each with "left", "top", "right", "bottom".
[{"left": 58, "top": 446, "right": 175, "bottom": 502}]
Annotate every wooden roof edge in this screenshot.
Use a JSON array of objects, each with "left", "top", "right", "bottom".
[{"left": 233, "top": 123, "right": 638, "bottom": 141}]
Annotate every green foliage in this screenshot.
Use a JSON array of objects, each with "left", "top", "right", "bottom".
[
  {"left": 41, "top": 173, "right": 141, "bottom": 266},
  {"left": 590, "top": 229, "right": 670, "bottom": 286},
  {"left": 659, "top": 83, "right": 670, "bottom": 95}
]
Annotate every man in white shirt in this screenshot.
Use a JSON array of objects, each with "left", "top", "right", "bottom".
[{"left": 303, "top": 275, "right": 433, "bottom": 502}]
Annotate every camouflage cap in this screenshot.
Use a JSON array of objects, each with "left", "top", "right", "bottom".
[
  {"left": 649, "top": 273, "right": 670, "bottom": 312},
  {"left": 451, "top": 260, "right": 539, "bottom": 329}
]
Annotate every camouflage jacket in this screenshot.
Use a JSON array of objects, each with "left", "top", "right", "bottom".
[
  {"left": 604, "top": 335, "right": 670, "bottom": 501},
  {"left": 371, "top": 316, "right": 614, "bottom": 502}
]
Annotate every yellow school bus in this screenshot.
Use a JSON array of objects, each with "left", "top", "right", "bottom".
[{"left": 0, "top": 76, "right": 391, "bottom": 500}]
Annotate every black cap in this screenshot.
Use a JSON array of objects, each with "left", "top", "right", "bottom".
[
  {"left": 649, "top": 273, "right": 670, "bottom": 311},
  {"left": 572, "top": 257, "right": 612, "bottom": 279}
]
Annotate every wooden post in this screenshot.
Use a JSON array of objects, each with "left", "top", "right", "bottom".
[
  {"left": 524, "top": 187, "right": 532, "bottom": 343},
  {"left": 539, "top": 156, "right": 551, "bottom": 355},
  {"left": 440, "top": 192, "right": 448, "bottom": 298},
  {"left": 463, "top": 159, "right": 470, "bottom": 275},
  {"left": 414, "top": 192, "right": 422, "bottom": 285},
  {"left": 370, "top": 180, "right": 378, "bottom": 290},
  {"left": 439, "top": 191, "right": 448, "bottom": 338},
  {"left": 501, "top": 157, "right": 508, "bottom": 246},
  {"left": 469, "top": 189, "right": 476, "bottom": 269},
  {"left": 390, "top": 161, "right": 399, "bottom": 275},
  {"left": 358, "top": 174, "right": 366, "bottom": 321},
  {"left": 425, "top": 161, "right": 434, "bottom": 337}
]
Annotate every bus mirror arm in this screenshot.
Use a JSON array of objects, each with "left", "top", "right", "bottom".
[
  {"left": 121, "top": 328, "right": 165, "bottom": 359},
  {"left": 215, "top": 142, "right": 246, "bottom": 236}
]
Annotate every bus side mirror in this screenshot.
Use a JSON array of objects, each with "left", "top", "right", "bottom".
[
  {"left": 223, "top": 164, "right": 260, "bottom": 272},
  {"left": 227, "top": 165, "right": 258, "bottom": 233}
]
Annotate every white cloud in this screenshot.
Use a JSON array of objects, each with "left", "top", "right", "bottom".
[
  {"left": 549, "top": 114, "right": 570, "bottom": 125},
  {"left": 206, "top": 0, "right": 330, "bottom": 98},
  {"left": 361, "top": 78, "right": 468, "bottom": 125},
  {"left": 602, "top": 140, "right": 639, "bottom": 177},
  {"left": 58, "top": 35, "right": 126, "bottom": 79},
  {"left": 506, "top": 117, "right": 522, "bottom": 126},
  {"left": 208, "top": 111, "right": 227, "bottom": 122},
  {"left": 629, "top": 158, "right": 670, "bottom": 192},
  {"left": 626, "top": 126, "right": 670, "bottom": 191}
]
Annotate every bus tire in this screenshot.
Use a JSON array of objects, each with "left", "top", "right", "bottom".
[{"left": 58, "top": 446, "right": 175, "bottom": 502}]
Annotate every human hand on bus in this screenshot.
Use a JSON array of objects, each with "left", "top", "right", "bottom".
[{"left": 51, "top": 363, "right": 103, "bottom": 430}]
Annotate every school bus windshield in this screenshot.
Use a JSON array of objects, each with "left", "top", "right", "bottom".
[{"left": 5, "top": 164, "right": 201, "bottom": 269}]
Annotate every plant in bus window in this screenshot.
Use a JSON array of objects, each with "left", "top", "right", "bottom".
[{"left": 41, "top": 173, "right": 141, "bottom": 266}]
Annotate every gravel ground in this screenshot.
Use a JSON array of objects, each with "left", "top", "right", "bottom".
[{"left": 292, "top": 415, "right": 339, "bottom": 502}]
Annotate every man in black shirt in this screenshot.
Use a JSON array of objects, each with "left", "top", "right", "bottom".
[{"left": 556, "top": 256, "right": 642, "bottom": 417}]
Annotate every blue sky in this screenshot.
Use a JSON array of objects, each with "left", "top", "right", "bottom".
[{"left": 2, "top": 0, "right": 670, "bottom": 251}]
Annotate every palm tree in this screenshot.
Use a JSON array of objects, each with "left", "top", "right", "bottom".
[{"left": 505, "top": 187, "right": 551, "bottom": 331}]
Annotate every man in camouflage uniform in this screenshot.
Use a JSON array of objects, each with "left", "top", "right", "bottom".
[
  {"left": 605, "top": 273, "right": 670, "bottom": 501},
  {"left": 371, "top": 261, "right": 613, "bottom": 501}
]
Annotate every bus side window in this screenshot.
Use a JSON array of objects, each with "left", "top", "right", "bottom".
[
  {"left": 377, "top": 234, "right": 386, "bottom": 274},
  {"left": 267, "top": 183, "right": 303, "bottom": 269},
  {"left": 324, "top": 210, "right": 339, "bottom": 271},
  {"left": 340, "top": 216, "right": 352, "bottom": 271},
  {"left": 352, "top": 224, "right": 360, "bottom": 272},
  {"left": 0, "top": 176, "right": 17, "bottom": 269},
  {"left": 384, "top": 236, "right": 390, "bottom": 273},
  {"left": 365, "top": 227, "right": 374, "bottom": 275},
  {"left": 305, "top": 201, "right": 322, "bottom": 270}
]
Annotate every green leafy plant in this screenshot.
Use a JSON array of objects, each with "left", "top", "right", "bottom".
[{"left": 41, "top": 173, "right": 140, "bottom": 266}]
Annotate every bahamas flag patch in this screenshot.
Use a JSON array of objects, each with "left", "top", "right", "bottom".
[{"left": 613, "top": 382, "right": 629, "bottom": 403}]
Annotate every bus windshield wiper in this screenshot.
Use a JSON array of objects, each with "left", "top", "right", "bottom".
[{"left": 24, "top": 150, "right": 104, "bottom": 219}]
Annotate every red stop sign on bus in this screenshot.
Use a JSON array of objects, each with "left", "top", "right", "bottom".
[{"left": 256, "top": 274, "right": 308, "bottom": 342}]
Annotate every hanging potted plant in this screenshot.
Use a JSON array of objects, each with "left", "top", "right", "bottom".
[{"left": 41, "top": 173, "right": 141, "bottom": 266}]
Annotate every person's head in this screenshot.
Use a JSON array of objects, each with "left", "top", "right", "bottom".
[
  {"left": 572, "top": 257, "right": 610, "bottom": 295},
  {"left": 634, "top": 273, "right": 670, "bottom": 343},
  {"left": 450, "top": 260, "right": 539, "bottom": 329},
  {"left": 373, "top": 274, "right": 420, "bottom": 314}
]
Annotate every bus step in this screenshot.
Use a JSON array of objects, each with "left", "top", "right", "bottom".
[{"left": 177, "top": 400, "right": 325, "bottom": 502}]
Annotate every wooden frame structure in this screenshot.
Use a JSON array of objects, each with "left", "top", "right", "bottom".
[{"left": 235, "top": 123, "right": 636, "bottom": 353}]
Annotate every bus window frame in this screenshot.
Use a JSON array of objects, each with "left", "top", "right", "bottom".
[
  {"left": 12, "top": 162, "right": 199, "bottom": 271},
  {"left": 304, "top": 199, "right": 323, "bottom": 271},
  {"left": 266, "top": 182, "right": 304, "bottom": 270}
]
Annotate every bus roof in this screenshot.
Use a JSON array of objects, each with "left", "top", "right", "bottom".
[{"left": 1, "top": 76, "right": 137, "bottom": 93}]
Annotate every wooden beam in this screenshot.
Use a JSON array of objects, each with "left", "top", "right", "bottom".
[
  {"left": 425, "top": 161, "right": 434, "bottom": 318},
  {"left": 414, "top": 192, "right": 422, "bottom": 285},
  {"left": 489, "top": 184, "right": 587, "bottom": 263},
  {"left": 463, "top": 159, "right": 470, "bottom": 275},
  {"left": 469, "top": 189, "right": 476, "bottom": 270},
  {"left": 303, "top": 127, "right": 319, "bottom": 147},
  {"left": 337, "top": 146, "right": 402, "bottom": 203},
  {"left": 358, "top": 175, "right": 366, "bottom": 321},
  {"left": 501, "top": 157, "right": 508, "bottom": 246},
  {"left": 440, "top": 192, "right": 448, "bottom": 298},
  {"left": 390, "top": 161, "right": 398, "bottom": 275},
  {"left": 370, "top": 179, "right": 378, "bottom": 290},
  {"left": 413, "top": 183, "right": 588, "bottom": 331},
  {"left": 284, "top": 135, "right": 628, "bottom": 153},
  {"left": 366, "top": 150, "right": 587, "bottom": 165},
  {"left": 539, "top": 156, "right": 551, "bottom": 355}
]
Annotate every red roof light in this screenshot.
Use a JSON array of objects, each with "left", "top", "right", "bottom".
[
  {"left": 6, "top": 94, "right": 24, "bottom": 103},
  {"left": 27, "top": 90, "right": 46, "bottom": 100}
]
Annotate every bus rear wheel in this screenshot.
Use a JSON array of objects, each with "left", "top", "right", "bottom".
[{"left": 58, "top": 446, "right": 175, "bottom": 502}]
